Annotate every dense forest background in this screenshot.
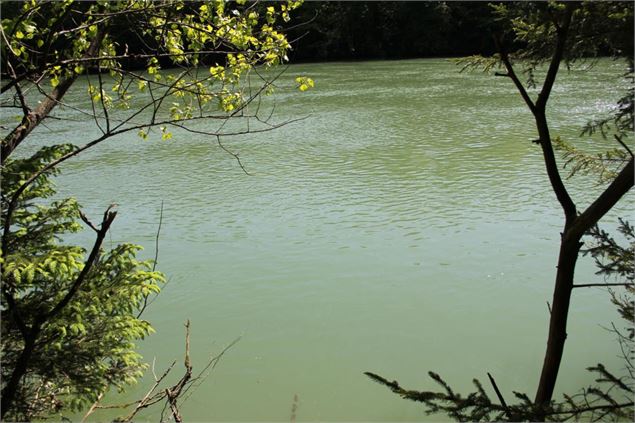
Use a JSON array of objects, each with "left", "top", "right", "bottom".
[
  {"left": 285, "top": 1, "right": 498, "bottom": 61},
  {"left": 1, "top": 0, "right": 627, "bottom": 73}
]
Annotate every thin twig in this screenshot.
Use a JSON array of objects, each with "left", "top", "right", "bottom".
[
  {"left": 614, "top": 134, "right": 634, "bottom": 158},
  {"left": 573, "top": 283, "right": 633, "bottom": 288},
  {"left": 78, "top": 210, "right": 99, "bottom": 233},
  {"left": 119, "top": 360, "right": 176, "bottom": 421},
  {"left": 137, "top": 200, "right": 164, "bottom": 318},
  {"left": 216, "top": 134, "right": 250, "bottom": 175},
  {"left": 80, "top": 392, "right": 104, "bottom": 423},
  {"left": 290, "top": 394, "right": 299, "bottom": 423},
  {"left": 487, "top": 372, "right": 512, "bottom": 420}
]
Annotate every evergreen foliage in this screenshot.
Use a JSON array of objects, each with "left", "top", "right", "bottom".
[{"left": 1, "top": 146, "right": 165, "bottom": 419}]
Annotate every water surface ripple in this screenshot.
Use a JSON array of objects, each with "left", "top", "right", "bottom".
[{"left": 6, "top": 58, "right": 632, "bottom": 421}]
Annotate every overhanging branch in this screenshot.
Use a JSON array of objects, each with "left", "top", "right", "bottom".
[{"left": 1, "top": 26, "right": 107, "bottom": 164}]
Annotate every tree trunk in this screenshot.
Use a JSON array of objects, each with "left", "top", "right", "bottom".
[
  {"left": 531, "top": 155, "right": 634, "bottom": 419},
  {"left": 494, "top": 3, "right": 632, "bottom": 418},
  {"left": 534, "top": 231, "right": 582, "bottom": 415},
  {"left": 1, "top": 326, "right": 39, "bottom": 419},
  {"left": 530, "top": 104, "right": 579, "bottom": 416}
]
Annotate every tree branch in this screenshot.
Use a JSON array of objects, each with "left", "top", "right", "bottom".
[
  {"left": 614, "top": 134, "right": 634, "bottom": 158},
  {"left": 569, "top": 157, "right": 634, "bottom": 240},
  {"left": 495, "top": 36, "right": 536, "bottom": 114},
  {"left": 38, "top": 206, "right": 117, "bottom": 322},
  {"left": 487, "top": 372, "right": 512, "bottom": 420},
  {"left": 547, "top": 401, "right": 634, "bottom": 416},
  {"left": 137, "top": 200, "right": 164, "bottom": 319},
  {"left": 1, "top": 25, "right": 107, "bottom": 164},
  {"left": 536, "top": 3, "right": 576, "bottom": 111},
  {"left": 573, "top": 283, "right": 633, "bottom": 289}
]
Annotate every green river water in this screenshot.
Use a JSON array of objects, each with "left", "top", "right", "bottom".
[{"left": 7, "top": 58, "right": 633, "bottom": 421}]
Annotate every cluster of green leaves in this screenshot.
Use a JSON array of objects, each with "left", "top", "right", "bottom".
[
  {"left": 2, "top": 0, "right": 308, "bottom": 140},
  {"left": 2, "top": 0, "right": 301, "bottom": 75},
  {"left": 295, "top": 76, "right": 314, "bottom": 92},
  {"left": 1, "top": 146, "right": 165, "bottom": 420}
]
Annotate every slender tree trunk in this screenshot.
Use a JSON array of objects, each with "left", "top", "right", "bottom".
[
  {"left": 1, "top": 326, "right": 40, "bottom": 418},
  {"left": 534, "top": 232, "right": 582, "bottom": 413},
  {"left": 532, "top": 158, "right": 634, "bottom": 419},
  {"left": 529, "top": 104, "right": 580, "bottom": 416}
]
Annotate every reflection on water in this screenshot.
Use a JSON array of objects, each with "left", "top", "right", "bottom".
[{"left": 6, "top": 58, "right": 632, "bottom": 421}]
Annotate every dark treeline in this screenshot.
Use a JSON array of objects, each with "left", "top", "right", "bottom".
[
  {"left": 0, "top": 1, "right": 499, "bottom": 71},
  {"left": 1, "top": 1, "right": 625, "bottom": 75},
  {"left": 285, "top": 2, "right": 499, "bottom": 62}
]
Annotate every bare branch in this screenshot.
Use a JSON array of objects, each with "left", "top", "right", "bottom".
[
  {"left": 97, "top": 65, "right": 111, "bottom": 134},
  {"left": 78, "top": 210, "right": 99, "bottom": 233},
  {"left": 536, "top": 3, "right": 577, "bottom": 111},
  {"left": 573, "top": 283, "right": 634, "bottom": 289},
  {"left": 137, "top": 201, "right": 164, "bottom": 319},
  {"left": 614, "top": 134, "right": 634, "bottom": 158},
  {"left": 118, "top": 360, "right": 176, "bottom": 421},
  {"left": 86, "top": 77, "right": 106, "bottom": 135},
  {"left": 216, "top": 134, "right": 251, "bottom": 176},
  {"left": 80, "top": 392, "right": 104, "bottom": 423},
  {"left": 5, "top": 61, "right": 30, "bottom": 118},
  {"left": 494, "top": 36, "right": 536, "bottom": 114},
  {"left": 487, "top": 372, "right": 512, "bottom": 420}
]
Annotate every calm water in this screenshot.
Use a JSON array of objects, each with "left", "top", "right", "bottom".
[{"left": 6, "top": 58, "right": 633, "bottom": 421}]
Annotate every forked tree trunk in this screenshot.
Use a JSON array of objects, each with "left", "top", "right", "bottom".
[
  {"left": 532, "top": 158, "right": 634, "bottom": 418},
  {"left": 505, "top": 12, "right": 635, "bottom": 410},
  {"left": 530, "top": 106, "right": 580, "bottom": 416}
]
